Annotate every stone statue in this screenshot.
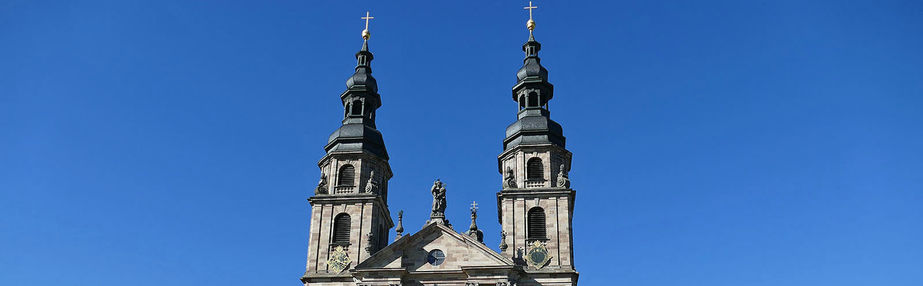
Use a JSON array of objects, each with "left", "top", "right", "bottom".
[
  {"left": 364, "top": 170, "right": 379, "bottom": 194},
  {"left": 430, "top": 179, "right": 447, "bottom": 215},
  {"left": 556, "top": 164, "right": 570, "bottom": 188},
  {"left": 503, "top": 167, "right": 518, "bottom": 189},
  {"left": 365, "top": 231, "right": 376, "bottom": 253},
  {"left": 315, "top": 172, "right": 328, "bottom": 195},
  {"left": 499, "top": 230, "right": 509, "bottom": 251}
]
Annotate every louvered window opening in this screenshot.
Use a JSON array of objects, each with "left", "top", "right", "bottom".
[
  {"left": 528, "top": 207, "right": 546, "bottom": 240},
  {"left": 332, "top": 214, "right": 351, "bottom": 245},
  {"left": 337, "top": 165, "right": 355, "bottom": 186},
  {"left": 527, "top": 158, "right": 544, "bottom": 180}
]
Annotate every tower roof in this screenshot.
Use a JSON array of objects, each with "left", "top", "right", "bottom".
[
  {"left": 503, "top": 32, "right": 565, "bottom": 151},
  {"left": 516, "top": 37, "right": 548, "bottom": 82},
  {"left": 344, "top": 40, "right": 378, "bottom": 93},
  {"left": 325, "top": 31, "right": 389, "bottom": 160}
]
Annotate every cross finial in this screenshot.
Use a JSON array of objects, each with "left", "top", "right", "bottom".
[
  {"left": 470, "top": 201, "right": 479, "bottom": 212},
  {"left": 523, "top": 1, "right": 537, "bottom": 32},
  {"left": 361, "top": 11, "right": 374, "bottom": 40}
]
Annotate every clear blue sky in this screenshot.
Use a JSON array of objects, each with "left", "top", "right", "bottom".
[{"left": 1, "top": 1, "right": 921, "bottom": 285}]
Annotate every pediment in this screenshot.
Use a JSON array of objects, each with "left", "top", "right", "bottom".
[{"left": 355, "top": 223, "right": 513, "bottom": 273}]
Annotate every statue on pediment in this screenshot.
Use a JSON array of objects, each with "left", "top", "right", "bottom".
[{"left": 431, "top": 179, "right": 447, "bottom": 215}]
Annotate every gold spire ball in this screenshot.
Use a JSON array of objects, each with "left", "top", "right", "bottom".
[
  {"left": 361, "top": 11, "right": 374, "bottom": 40},
  {"left": 524, "top": 1, "right": 538, "bottom": 33}
]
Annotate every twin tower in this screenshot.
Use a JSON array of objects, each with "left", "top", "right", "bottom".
[{"left": 303, "top": 7, "right": 579, "bottom": 286}]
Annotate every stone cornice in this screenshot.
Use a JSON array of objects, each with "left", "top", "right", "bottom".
[
  {"left": 307, "top": 194, "right": 394, "bottom": 228},
  {"left": 299, "top": 272, "right": 352, "bottom": 283}
]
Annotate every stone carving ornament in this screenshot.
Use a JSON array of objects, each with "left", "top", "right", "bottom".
[
  {"left": 315, "top": 172, "right": 328, "bottom": 195},
  {"left": 326, "top": 245, "right": 351, "bottom": 273},
  {"left": 503, "top": 167, "right": 518, "bottom": 189},
  {"left": 364, "top": 170, "right": 379, "bottom": 194},
  {"left": 556, "top": 164, "right": 570, "bottom": 188},
  {"left": 364, "top": 232, "right": 376, "bottom": 253},
  {"left": 526, "top": 240, "right": 552, "bottom": 268}
]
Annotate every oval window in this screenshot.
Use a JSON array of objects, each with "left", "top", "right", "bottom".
[{"left": 426, "top": 249, "right": 445, "bottom": 266}]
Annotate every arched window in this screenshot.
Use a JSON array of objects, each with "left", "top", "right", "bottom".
[
  {"left": 519, "top": 95, "right": 526, "bottom": 110},
  {"left": 527, "top": 158, "right": 544, "bottom": 181},
  {"left": 332, "top": 213, "right": 351, "bottom": 245},
  {"left": 337, "top": 165, "right": 355, "bottom": 186},
  {"left": 528, "top": 207, "right": 546, "bottom": 240},
  {"left": 351, "top": 100, "right": 362, "bottom": 115},
  {"left": 528, "top": 91, "right": 539, "bottom": 107}
]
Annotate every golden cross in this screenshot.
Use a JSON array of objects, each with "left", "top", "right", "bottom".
[
  {"left": 360, "top": 11, "right": 374, "bottom": 40},
  {"left": 523, "top": 1, "right": 537, "bottom": 21},
  {"left": 361, "top": 11, "right": 374, "bottom": 31},
  {"left": 470, "top": 201, "right": 479, "bottom": 211}
]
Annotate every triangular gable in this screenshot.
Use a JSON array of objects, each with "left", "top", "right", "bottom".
[{"left": 356, "top": 223, "right": 513, "bottom": 272}]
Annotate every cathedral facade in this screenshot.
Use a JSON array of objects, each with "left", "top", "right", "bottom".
[{"left": 301, "top": 8, "right": 578, "bottom": 286}]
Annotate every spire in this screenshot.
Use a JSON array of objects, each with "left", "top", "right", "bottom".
[
  {"left": 462, "top": 201, "right": 484, "bottom": 243},
  {"left": 468, "top": 201, "right": 479, "bottom": 231},
  {"left": 345, "top": 12, "right": 377, "bottom": 95},
  {"left": 325, "top": 11, "right": 388, "bottom": 159},
  {"left": 347, "top": 11, "right": 375, "bottom": 92},
  {"left": 516, "top": 1, "right": 548, "bottom": 85},
  {"left": 502, "top": 1, "right": 564, "bottom": 151},
  {"left": 467, "top": 201, "right": 484, "bottom": 243}
]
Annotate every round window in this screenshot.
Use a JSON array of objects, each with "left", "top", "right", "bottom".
[{"left": 426, "top": 249, "right": 445, "bottom": 266}]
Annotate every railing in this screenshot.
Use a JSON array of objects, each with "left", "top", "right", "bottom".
[
  {"left": 524, "top": 179, "right": 546, "bottom": 188},
  {"left": 334, "top": 185, "right": 354, "bottom": 194}
]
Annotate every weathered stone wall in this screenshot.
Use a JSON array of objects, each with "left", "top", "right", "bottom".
[
  {"left": 305, "top": 199, "right": 390, "bottom": 274},
  {"left": 499, "top": 193, "right": 574, "bottom": 270}
]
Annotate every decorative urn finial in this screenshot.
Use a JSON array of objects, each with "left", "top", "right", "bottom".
[{"left": 395, "top": 210, "right": 404, "bottom": 241}]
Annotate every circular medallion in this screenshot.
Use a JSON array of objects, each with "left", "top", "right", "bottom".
[
  {"left": 530, "top": 251, "right": 546, "bottom": 263},
  {"left": 526, "top": 240, "right": 551, "bottom": 268},
  {"left": 426, "top": 249, "right": 445, "bottom": 266}
]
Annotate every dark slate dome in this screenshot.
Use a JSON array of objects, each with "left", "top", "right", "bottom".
[
  {"left": 516, "top": 38, "right": 548, "bottom": 81},
  {"left": 516, "top": 59, "right": 548, "bottom": 81},
  {"left": 503, "top": 115, "right": 565, "bottom": 150},
  {"left": 326, "top": 123, "right": 389, "bottom": 159},
  {"left": 345, "top": 41, "right": 378, "bottom": 93},
  {"left": 345, "top": 70, "right": 378, "bottom": 92}
]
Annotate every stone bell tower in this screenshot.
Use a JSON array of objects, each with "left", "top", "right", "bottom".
[
  {"left": 303, "top": 12, "right": 394, "bottom": 282},
  {"left": 496, "top": 6, "right": 578, "bottom": 276}
]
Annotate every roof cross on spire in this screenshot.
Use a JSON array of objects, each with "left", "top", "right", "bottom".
[
  {"left": 523, "top": 1, "right": 537, "bottom": 32},
  {"left": 361, "top": 11, "right": 374, "bottom": 40}
]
